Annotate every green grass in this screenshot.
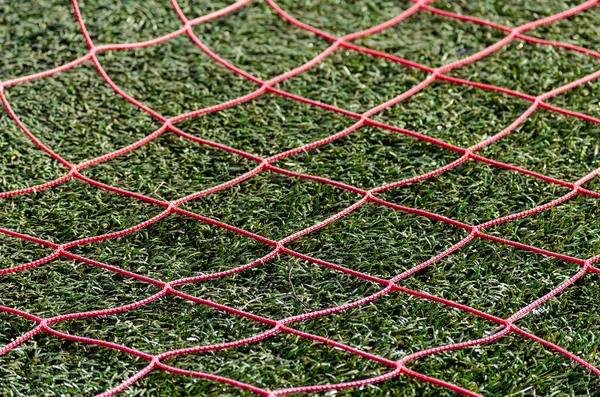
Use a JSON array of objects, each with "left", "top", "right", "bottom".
[
  {"left": 373, "top": 80, "right": 531, "bottom": 148},
  {"left": 477, "top": 108, "right": 600, "bottom": 182},
  {"left": 446, "top": 39, "right": 600, "bottom": 96},
  {"left": 1, "top": 0, "right": 600, "bottom": 396},
  {"left": 191, "top": 1, "right": 332, "bottom": 81},
  {"left": 272, "top": 125, "right": 461, "bottom": 189},
  {"left": 414, "top": 332, "right": 600, "bottom": 396},
  {"left": 435, "top": 0, "right": 587, "bottom": 27},
  {"left": 354, "top": 9, "right": 507, "bottom": 68},
  {"left": 80, "top": 132, "right": 257, "bottom": 201},
  {"left": 6, "top": 63, "right": 161, "bottom": 164},
  {"left": 1, "top": 258, "right": 160, "bottom": 317},
  {"left": 400, "top": 238, "right": 581, "bottom": 318},
  {"left": 70, "top": 213, "right": 274, "bottom": 281},
  {"left": 277, "top": 50, "right": 428, "bottom": 113},
  {"left": 286, "top": 202, "right": 469, "bottom": 279},
  {"left": 182, "top": 171, "right": 362, "bottom": 240},
  {"left": 0, "top": 178, "right": 162, "bottom": 243},
  {"left": 377, "top": 159, "right": 570, "bottom": 225},
  {"left": 175, "top": 92, "right": 356, "bottom": 157}
]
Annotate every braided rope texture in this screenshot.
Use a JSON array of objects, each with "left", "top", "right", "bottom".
[{"left": 1, "top": 0, "right": 600, "bottom": 395}]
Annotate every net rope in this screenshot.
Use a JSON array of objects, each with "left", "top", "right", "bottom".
[{"left": 1, "top": 0, "right": 600, "bottom": 395}]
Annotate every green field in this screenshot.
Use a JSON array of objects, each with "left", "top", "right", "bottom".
[{"left": 1, "top": 0, "right": 600, "bottom": 396}]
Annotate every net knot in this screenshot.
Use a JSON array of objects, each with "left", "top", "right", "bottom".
[
  {"left": 508, "top": 29, "right": 521, "bottom": 38},
  {"left": 150, "top": 356, "right": 160, "bottom": 367},
  {"left": 87, "top": 46, "right": 99, "bottom": 57},
  {"left": 261, "top": 81, "right": 274, "bottom": 90},
  {"left": 163, "top": 282, "right": 176, "bottom": 294}
]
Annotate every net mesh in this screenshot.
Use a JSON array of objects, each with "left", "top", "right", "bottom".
[{"left": 1, "top": 0, "right": 600, "bottom": 395}]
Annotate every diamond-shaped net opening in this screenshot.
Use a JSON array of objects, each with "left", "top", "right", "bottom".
[{"left": 1, "top": 0, "right": 600, "bottom": 396}]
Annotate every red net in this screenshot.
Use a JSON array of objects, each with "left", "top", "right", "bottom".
[{"left": 1, "top": 0, "right": 600, "bottom": 395}]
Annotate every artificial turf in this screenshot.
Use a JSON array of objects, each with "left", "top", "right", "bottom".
[{"left": 1, "top": 0, "right": 600, "bottom": 396}]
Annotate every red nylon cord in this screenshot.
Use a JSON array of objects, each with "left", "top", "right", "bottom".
[{"left": 1, "top": 0, "right": 600, "bottom": 395}]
